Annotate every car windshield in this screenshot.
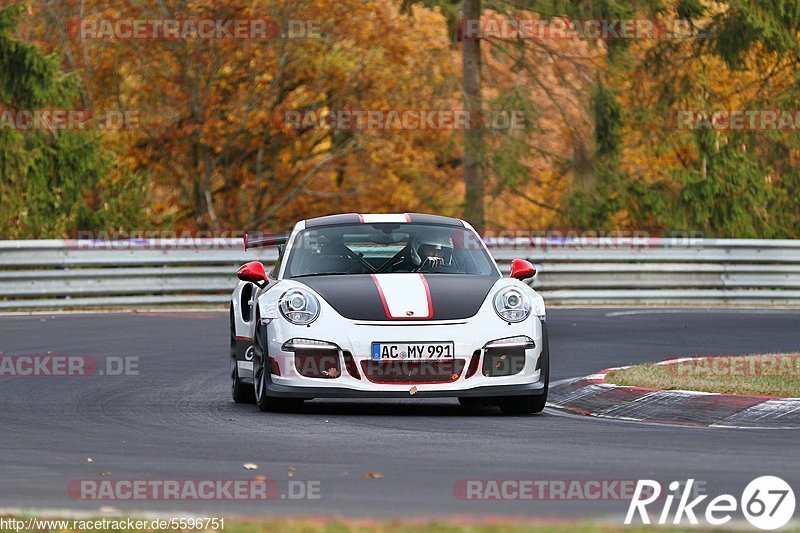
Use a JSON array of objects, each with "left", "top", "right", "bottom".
[{"left": 284, "top": 223, "right": 498, "bottom": 278}]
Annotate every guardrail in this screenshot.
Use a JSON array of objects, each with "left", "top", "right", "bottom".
[{"left": 1, "top": 238, "right": 800, "bottom": 309}]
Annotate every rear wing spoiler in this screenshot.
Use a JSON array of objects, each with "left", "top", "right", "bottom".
[{"left": 244, "top": 232, "right": 288, "bottom": 250}]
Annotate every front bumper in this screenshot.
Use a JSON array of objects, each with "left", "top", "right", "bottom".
[
  {"left": 264, "top": 378, "right": 546, "bottom": 398},
  {"left": 263, "top": 300, "right": 546, "bottom": 397}
]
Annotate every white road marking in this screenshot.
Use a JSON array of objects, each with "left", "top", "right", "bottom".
[{"left": 606, "top": 308, "right": 800, "bottom": 317}]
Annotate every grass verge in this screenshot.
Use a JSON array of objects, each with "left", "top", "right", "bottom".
[{"left": 605, "top": 354, "right": 800, "bottom": 397}]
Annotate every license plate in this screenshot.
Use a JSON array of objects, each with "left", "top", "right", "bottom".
[{"left": 371, "top": 342, "right": 455, "bottom": 361}]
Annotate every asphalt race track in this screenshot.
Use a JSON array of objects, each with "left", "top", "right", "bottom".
[{"left": 1, "top": 308, "right": 799, "bottom": 521}]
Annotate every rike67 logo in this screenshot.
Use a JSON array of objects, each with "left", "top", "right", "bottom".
[{"left": 626, "top": 476, "right": 796, "bottom": 530}]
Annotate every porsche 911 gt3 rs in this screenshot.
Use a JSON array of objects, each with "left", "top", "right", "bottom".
[{"left": 230, "top": 213, "right": 548, "bottom": 415}]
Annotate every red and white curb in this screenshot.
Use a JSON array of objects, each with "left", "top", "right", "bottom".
[{"left": 548, "top": 359, "right": 800, "bottom": 429}]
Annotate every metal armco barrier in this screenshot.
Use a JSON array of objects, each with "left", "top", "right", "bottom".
[{"left": 1, "top": 238, "right": 800, "bottom": 309}]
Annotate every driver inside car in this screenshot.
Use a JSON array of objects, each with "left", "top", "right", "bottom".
[
  {"left": 386, "top": 235, "right": 454, "bottom": 272},
  {"left": 417, "top": 238, "right": 453, "bottom": 271}
]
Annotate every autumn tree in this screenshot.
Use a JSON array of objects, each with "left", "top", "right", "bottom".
[
  {"left": 28, "top": 0, "right": 464, "bottom": 232},
  {"left": 11, "top": 0, "right": 800, "bottom": 237}
]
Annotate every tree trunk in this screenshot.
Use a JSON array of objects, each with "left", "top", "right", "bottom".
[{"left": 462, "top": 0, "right": 484, "bottom": 233}]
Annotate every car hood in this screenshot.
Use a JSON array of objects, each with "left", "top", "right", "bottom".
[{"left": 294, "top": 274, "right": 500, "bottom": 321}]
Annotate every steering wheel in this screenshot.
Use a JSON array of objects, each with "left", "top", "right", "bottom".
[{"left": 414, "top": 256, "right": 446, "bottom": 273}]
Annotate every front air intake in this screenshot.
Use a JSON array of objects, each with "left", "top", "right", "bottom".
[
  {"left": 361, "top": 360, "right": 466, "bottom": 384},
  {"left": 482, "top": 346, "right": 526, "bottom": 377}
]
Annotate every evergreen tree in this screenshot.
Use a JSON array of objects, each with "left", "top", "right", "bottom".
[
  {"left": 0, "top": 4, "right": 147, "bottom": 238},
  {"left": 562, "top": 80, "right": 623, "bottom": 228}
]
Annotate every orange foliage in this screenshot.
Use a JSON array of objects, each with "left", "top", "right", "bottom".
[{"left": 16, "top": 0, "right": 598, "bottom": 232}]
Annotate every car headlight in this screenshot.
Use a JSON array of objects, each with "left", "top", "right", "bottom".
[
  {"left": 279, "top": 288, "right": 320, "bottom": 325},
  {"left": 493, "top": 287, "right": 531, "bottom": 323}
]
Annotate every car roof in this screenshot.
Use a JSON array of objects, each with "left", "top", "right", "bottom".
[{"left": 304, "top": 213, "right": 466, "bottom": 229}]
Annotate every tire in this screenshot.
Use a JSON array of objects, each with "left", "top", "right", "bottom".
[
  {"left": 231, "top": 308, "right": 255, "bottom": 404},
  {"left": 498, "top": 322, "right": 550, "bottom": 416},
  {"left": 253, "top": 320, "right": 304, "bottom": 413}
]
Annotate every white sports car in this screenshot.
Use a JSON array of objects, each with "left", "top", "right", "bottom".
[{"left": 230, "top": 213, "right": 548, "bottom": 415}]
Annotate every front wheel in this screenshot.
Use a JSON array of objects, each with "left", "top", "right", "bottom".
[
  {"left": 498, "top": 322, "right": 550, "bottom": 415},
  {"left": 253, "top": 321, "right": 304, "bottom": 412}
]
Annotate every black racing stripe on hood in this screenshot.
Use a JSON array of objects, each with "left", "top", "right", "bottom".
[
  {"left": 423, "top": 274, "right": 498, "bottom": 320},
  {"left": 295, "top": 274, "right": 499, "bottom": 321},
  {"left": 295, "top": 275, "right": 388, "bottom": 320}
]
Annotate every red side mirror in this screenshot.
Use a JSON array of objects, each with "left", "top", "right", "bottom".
[
  {"left": 510, "top": 258, "right": 536, "bottom": 281},
  {"left": 237, "top": 261, "right": 268, "bottom": 286}
]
